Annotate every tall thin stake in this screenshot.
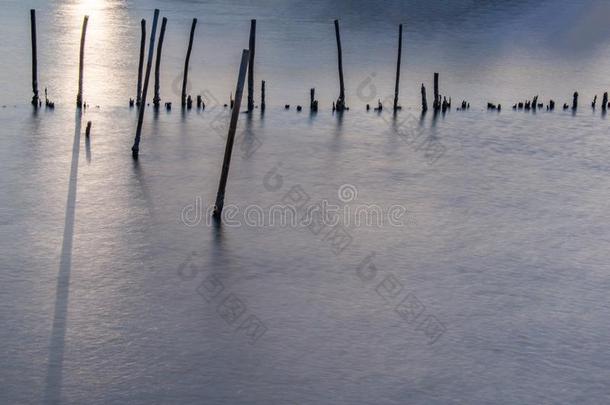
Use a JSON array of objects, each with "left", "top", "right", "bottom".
[
  {"left": 261, "top": 80, "right": 266, "bottom": 112},
  {"left": 247, "top": 19, "right": 256, "bottom": 112},
  {"left": 213, "top": 49, "right": 250, "bottom": 218},
  {"left": 131, "top": 9, "right": 160, "bottom": 159},
  {"left": 76, "top": 15, "right": 89, "bottom": 108},
  {"left": 393, "top": 24, "right": 403, "bottom": 111},
  {"left": 30, "top": 9, "right": 39, "bottom": 107},
  {"left": 182, "top": 18, "right": 198, "bottom": 108},
  {"left": 334, "top": 19, "right": 345, "bottom": 111},
  {"left": 136, "top": 19, "right": 146, "bottom": 105},
  {"left": 153, "top": 17, "right": 167, "bottom": 108}
]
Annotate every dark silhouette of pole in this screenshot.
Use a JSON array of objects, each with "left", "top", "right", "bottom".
[
  {"left": 247, "top": 19, "right": 256, "bottom": 112},
  {"left": 182, "top": 18, "right": 198, "bottom": 108},
  {"left": 334, "top": 19, "right": 345, "bottom": 111},
  {"left": 30, "top": 10, "right": 39, "bottom": 108},
  {"left": 76, "top": 15, "right": 89, "bottom": 108},
  {"left": 213, "top": 49, "right": 250, "bottom": 218},
  {"left": 136, "top": 19, "right": 146, "bottom": 106},
  {"left": 421, "top": 84, "right": 428, "bottom": 112},
  {"left": 131, "top": 9, "right": 160, "bottom": 159},
  {"left": 261, "top": 80, "right": 266, "bottom": 112},
  {"left": 433, "top": 72, "right": 439, "bottom": 111},
  {"left": 393, "top": 24, "right": 403, "bottom": 112},
  {"left": 153, "top": 17, "right": 167, "bottom": 109},
  {"left": 572, "top": 91, "right": 578, "bottom": 111}
]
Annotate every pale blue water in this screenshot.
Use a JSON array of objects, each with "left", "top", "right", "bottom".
[{"left": 1, "top": 1, "right": 610, "bottom": 404}]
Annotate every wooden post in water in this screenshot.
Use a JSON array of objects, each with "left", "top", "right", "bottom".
[
  {"left": 433, "top": 72, "right": 439, "bottom": 111},
  {"left": 247, "top": 19, "right": 256, "bottom": 112},
  {"left": 310, "top": 88, "right": 318, "bottom": 111},
  {"left": 30, "top": 10, "right": 39, "bottom": 107},
  {"left": 131, "top": 9, "right": 160, "bottom": 159},
  {"left": 153, "top": 17, "right": 167, "bottom": 109},
  {"left": 572, "top": 91, "right": 578, "bottom": 111},
  {"left": 76, "top": 15, "right": 89, "bottom": 108},
  {"left": 85, "top": 121, "right": 92, "bottom": 138},
  {"left": 393, "top": 24, "right": 403, "bottom": 112},
  {"left": 213, "top": 49, "right": 250, "bottom": 218},
  {"left": 261, "top": 80, "right": 266, "bottom": 112},
  {"left": 334, "top": 19, "right": 346, "bottom": 111},
  {"left": 136, "top": 19, "right": 146, "bottom": 106},
  {"left": 182, "top": 18, "right": 198, "bottom": 108},
  {"left": 421, "top": 84, "right": 428, "bottom": 112}
]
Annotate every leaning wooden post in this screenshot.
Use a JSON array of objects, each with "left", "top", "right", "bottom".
[
  {"left": 433, "top": 72, "right": 439, "bottom": 111},
  {"left": 261, "top": 80, "right": 266, "bottom": 112},
  {"left": 131, "top": 9, "right": 160, "bottom": 159},
  {"left": 30, "top": 10, "right": 39, "bottom": 107},
  {"left": 181, "top": 18, "right": 198, "bottom": 108},
  {"left": 247, "top": 19, "right": 256, "bottom": 112},
  {"left": 213, "top": 49, "right": 250, "bottom": 218},
  {"left": 334, "top": 19, "right": 346, "bottom": 111},
  {"left": 153, "top": 17, "right": 167, "bottom": 109},
  {"left": 393, "top": 24, "right": 403, "bottom": 111},
  {"left": 76, "top": 15, "right": 89, "bottom": 108},
  {"left": 136, "top": 19, "right": 146, "bottom": 106}
]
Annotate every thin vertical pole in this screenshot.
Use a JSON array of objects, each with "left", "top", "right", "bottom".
[
  {"left": 137, "top": 19, "right": 146, "bottom": 105},
  {"left": 334, "top": 19, "right": 345, "bottom": 110},
  {"left": 393, "top": 24, "right": 402, "bottom": 111},
  {"left": 153, "top": 17, "right": 167, "bottom": 108},
  {"left": 247, "top": 19, "right": 256, "bottom": 112},
  {"left": 213, "top": 49, "right": 250, "bottom": 218},
  {"left": 30, "top": 10, "right": 39, "bottom": 107},
  {"left": 76, "top": 15, "right": 89, "bottom": 108},
  {"left": 182, "top": 18, "right": 198, "bottom": 108},
  {"left": 131, "top": 9, "right": 160, "bottom": 159},
  {"left": 261, "top": 80, "right": 266, "bottom": 112},
  {"left": 433, "top": 72, "right": 439, "bottom": 110}
]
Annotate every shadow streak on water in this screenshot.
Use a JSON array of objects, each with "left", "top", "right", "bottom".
[{"left": 43, "top": 110, "right": 82, "bottom": 404}]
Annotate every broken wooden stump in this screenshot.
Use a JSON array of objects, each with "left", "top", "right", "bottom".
[
  {"left": 152, "top": 17, "right": 168, "bottom": 109},
  {"left": 76, "top": 15, "right": 89, "bottom": 108},
  {"left": 572, "top": 92, "right": 578, "bottom": 110},
  {"left": 421, "top": 84, "right": 428, "bottom": 112},
  {"left": 433, "top": 73, "right": 440, "bottom": 111},
  {"left": 592, "top": 95, "right": 597, "bottom": 109},
  {"left": 213, "top": 49, "right": 250, "bottom": 218},
  {"left": 131, "top": 9, "right": 160, "bottom": 159},
  {"left": 197, "top": 95, "right": 203, "bottom": 109},
  {"left": 310, "top": 88, "right": 318, "bottom": 112},
  {"left": 603, "top": 92, "right": 608, "bottom": 111},
  {"left": 85, "top": 121, "right": 92, "bottom": 138}
]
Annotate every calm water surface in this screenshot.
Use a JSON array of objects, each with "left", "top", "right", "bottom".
[{"left": 1, "top": 0, "right": 610, "bottom": 404}]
